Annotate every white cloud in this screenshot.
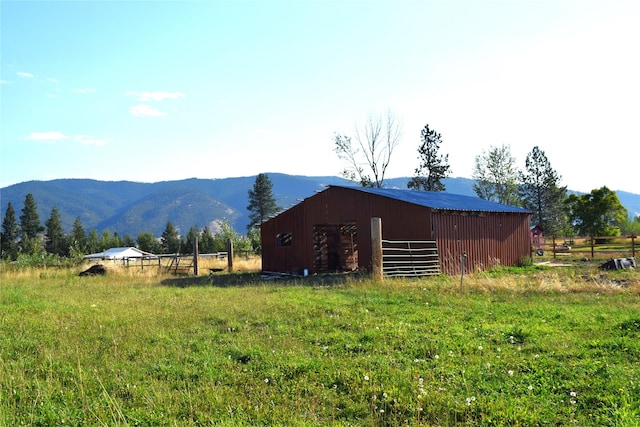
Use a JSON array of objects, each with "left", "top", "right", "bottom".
[
  {"left": 27, "top": 131, "right": 69, "bottom": 142},
  {"left": 72, "top": 135, "right": 108, "bottom": 146},
  {"left": 128, "top": 104, "right": 167, "bottom": 117},
  {"left": 17, "top": 71, "right": 35, "bottom": 78},
  {"left": 125, "top": 91, "right": 186, "bottom": 101},
  {"left": 46, "top": 77, "right": 59, "bottom": 83},
  {"left": 72, "top": 88, "right": 96, "bottom": 94},
  {"left": 26, "top": 131, "right": 108, "bottom": 146}
]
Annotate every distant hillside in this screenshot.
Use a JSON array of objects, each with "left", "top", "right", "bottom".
[
  {"left": 1, "top": 175, "right": 638, "bottom": 237},
  {"left": 0, "top": 174, "right": 351, "bottom": 237}
]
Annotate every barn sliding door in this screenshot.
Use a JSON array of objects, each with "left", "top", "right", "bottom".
[{"left": 313, "top": 223, "right": 358, "bottom": 273}]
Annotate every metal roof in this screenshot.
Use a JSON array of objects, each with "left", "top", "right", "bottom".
[
  {"left": 85, "top": 247, "right": 157, "bottom": 259},
  {"left": 329, "top": 185, "right": 531, "bottom": 214}
]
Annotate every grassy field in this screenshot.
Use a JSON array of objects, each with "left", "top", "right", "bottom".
[{"left": 1, "top": 259, "right": 639, "bottom": 426}]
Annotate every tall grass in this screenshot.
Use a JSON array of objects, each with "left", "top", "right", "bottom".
[{"left": 1, "top": 262, "right": 639, "bottom": 425}]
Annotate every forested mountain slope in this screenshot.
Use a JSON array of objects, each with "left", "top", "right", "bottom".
[{"left": 1, "top": 175, "right": 638, "bottom": 237}]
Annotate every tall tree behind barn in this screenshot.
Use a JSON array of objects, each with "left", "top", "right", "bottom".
[{"left": 247, "top": 173, "right": 280, "bottom": 231}]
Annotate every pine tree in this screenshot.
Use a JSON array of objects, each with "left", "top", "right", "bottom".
[
  {"left": 183, "top": 226, "right": 200, "bottom": 255},
  {"left": 161, "top": 221, "right": 181, "bottom": 254},
  {"left": 70, "top": 217, "right": 87, "bottom": 253},
  {"left": 87, "top": 229, "right": 100, "bottom": 253},
  {"left": 407, "top": 124, "right": 451, "bottom": 192},
  {"left": 247, "top": 173, "right": 280, "bottom": 230},
  {"left": 19, "top": 193, "right": 44, "bottom": 254},
  {"left": 199, "top": 226, "right": 216, "bottom": 254},
  {"left": 19, "top": 194, "right": 43, "bottom": 239},
  {"left": 121, "top": 234, "right": 136, "bottom": 247},
  {"left": 45, "top": 207, "right": 67, "bottom": 256},
  {"left": 137, "top": 232, "right": 162, "bottom": 254},
  {"left": 519, "top": 146, "right": 567, "bottom": 236},
  {"left": 1, "top": 202, "right": 20, "bottom": 260}
]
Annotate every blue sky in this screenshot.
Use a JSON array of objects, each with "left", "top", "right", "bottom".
[{"left": 1, "top": 1, "right": 638, "bottom": 193}]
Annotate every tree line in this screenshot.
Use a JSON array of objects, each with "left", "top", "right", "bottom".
[
  {"left": 334, "top": 112, "right": 639, "bottom": 238},
  {"left": 0, "top": 174, "right": 279, "bottom": 263}
]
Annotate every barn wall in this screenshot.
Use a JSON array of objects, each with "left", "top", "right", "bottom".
[
  {"left": 261, "top": 187, "right": 531, "bottom": 276},
  {"left": 260, "top": 202, "right": 309, "bottom": 274},
  {"left": 432, "top": 211, "right": 531, "bottom": 275},
  {"left": 261, "top": 187, "right": 432, "bottom": 274}
]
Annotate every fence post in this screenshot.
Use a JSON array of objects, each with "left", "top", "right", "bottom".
[
  {"left": 460, "top": 251, "right": 467, "bottom": 292},
  {"left": 193, "top": 237, "right": 199, "bottom": 276},
  {"left": 371, "top": 217, "right": 383, "bottom": 282},
  {"left": 227, "top": 238, "right": 234, "bottom": 272}
]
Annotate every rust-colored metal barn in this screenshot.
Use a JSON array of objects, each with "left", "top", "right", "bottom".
[{"left": 260, "top": 185, "right": 532, "bottom": 276}]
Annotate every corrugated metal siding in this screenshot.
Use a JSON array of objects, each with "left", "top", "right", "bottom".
[
  {"left": 260, "top": 202, "right": 309, "bottom": 274},
  {"left": 432, "top": 211, "right": 531, "bottom": 275},
  {"left": 262, "top": 187, "right": 432, "bottom": 274},
  {"left": 261, "top": 186, "right": 531, "bottom": 276}
]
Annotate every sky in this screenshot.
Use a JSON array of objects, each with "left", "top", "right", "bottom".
[{"left": 1, "top": 0, "right": 639, "bottom": 194}]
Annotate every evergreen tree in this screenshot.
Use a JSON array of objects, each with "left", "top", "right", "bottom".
[
  {"left": 161, "top": 221, "right": 181, "bottom": 254},
  {"left": 1, "top": 202, "right": 20, "bottom": 260},
  {"left": 137, "top": 232, "right": 162, "bottom": 254},
  {"left": 70, "top": 217, "right": 87, "bottom": 254},
  {"left": 472, "top": 145, "right": 520, "bottom": 205},
  {"left": 45, "top": 207, "right": 67, "bottom": 256},
  {"left": 183, "top": 226, "right": 200, "bottom": 255},
  {"left": 87, "top": 229, "right": 100, "bottom": 253},
  {"left": 199, "top": 226, "right": 216, "bottom": 254},
  {"left": 99, "top": 230, "right": 122, "bottom": 250},
  {"left": 247, "top": 173, "right": 280, "bottom": 230},
  {"left": 519, "top": 146, "right": 567, "bottom": 236},
  {"left": 19, "top": 193, "right": 44, "bottom": 254},
  {"left": 121, "top": 234, "right": 136, "bottom": 247},
  {"left": 101, "top": 230, "right": 113, "bottom": 251},
  {"left": 407, "top": 124, "right": 451, "bottom": 192},
  {"left": 112, "top": 232, "right": 123, "bottom": 248}
]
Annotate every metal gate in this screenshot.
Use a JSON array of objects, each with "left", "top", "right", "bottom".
[{"left": 381, "top": 239, "right": 441, "bottom": 277}]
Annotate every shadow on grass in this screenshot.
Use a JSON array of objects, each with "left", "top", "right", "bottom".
[{"left": 161, "top": 271, "right": 364, "bottom": 288}]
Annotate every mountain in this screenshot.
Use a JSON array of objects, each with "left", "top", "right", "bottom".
[
  {"left": 0, "top": 174, "right": 352, "bottom": 237},
  {"left": 1, "top": 175, "right": 638, "bottom": 237}
]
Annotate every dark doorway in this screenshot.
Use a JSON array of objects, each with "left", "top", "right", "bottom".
[{"left": 313, "top": 223, "right": 358, "bottom": 273}]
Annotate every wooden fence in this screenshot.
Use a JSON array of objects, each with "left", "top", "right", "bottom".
[
  {"left": 91, "top": 252, "right": 229, "bottom": 275},
  {"left": 534, "top": 235, "right": 637, "bottom": 259}
]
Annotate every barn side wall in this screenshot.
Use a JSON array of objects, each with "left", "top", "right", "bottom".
[
  {"left": 261, "top": 187, "right": 432, "bottom": 274},
  {"left": 432, "top": 211, "right": 531, "bottom": 275},
  {"left": 261, "top": 187, "right": 531, "bottom": 276},
  {"left": 260, "top": 202, "right": 309, "bottom": 274}
]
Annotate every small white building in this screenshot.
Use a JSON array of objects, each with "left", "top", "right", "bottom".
[{"left": 84, "top": 247, "right": 157, "bottom": 261}]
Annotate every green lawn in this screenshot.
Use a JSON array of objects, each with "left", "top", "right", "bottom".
[{"left": 1, "top": 266, "right": 639, "bottom": 426}]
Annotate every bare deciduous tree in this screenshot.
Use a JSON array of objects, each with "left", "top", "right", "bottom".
[{"left": 334, "top": 110, "right": 402, "bottom": 188}]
